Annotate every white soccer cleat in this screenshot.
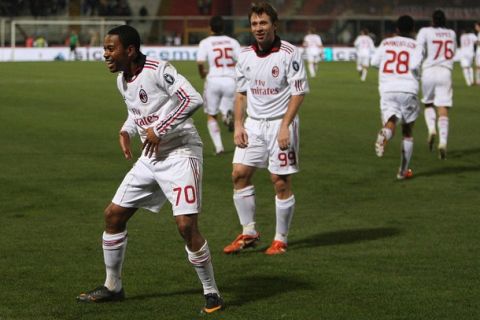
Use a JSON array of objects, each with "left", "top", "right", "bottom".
[{"left": 375, "top": 131, "right": 387, "bottom": 157}]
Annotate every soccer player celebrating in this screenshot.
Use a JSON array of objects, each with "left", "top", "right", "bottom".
[
  {"left": 302, "top": 27, "right": 323, "bottom": 78},
  {"left": 354, "top": 28, "right": 375, "bottom": 82},
  {"left": 197, "top": 15, "right": 241, "bottom": 155},
  {"left": 416, "top": 10, "right": 456, "bottom": 159},
  {"left": 458, "top": 28, "right": 477, "bottom": 86},
  {"left": 76, "top": 25, "right": 223, "bottom": 314},
  {"left": 371, "top": 15, "right": 423, "bottom": 180},
  {"left": 223, "top": 2, "right": 309, "bottom": 255}
]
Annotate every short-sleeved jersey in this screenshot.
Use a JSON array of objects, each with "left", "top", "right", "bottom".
[
  {"left": 236, "top": 37, "right": 309, "bottom": 118},
  {"left": 371, "top": 36, "right": 422, "bottom": 95},
  {"left": 416, "top": 26, "right": 456, "bottom": 70},
  {"left": 118, "top": 57, "right": 203, "bottom": 158},
  {"left": 460, "top": 32, "right": 477, "bottom": 55},
  {"left": 303, "top": 33, "right": 323, "bottom": 49},
  {"left": 196, "top": 35, "right": 241, "bottom": 79},
  {"left": 354, "top": 34, "right": 375, "bottom": 57}
]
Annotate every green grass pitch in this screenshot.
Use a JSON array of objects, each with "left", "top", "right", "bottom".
[{"left": 0, "top": 60, "right": 479, "bottom": 320}]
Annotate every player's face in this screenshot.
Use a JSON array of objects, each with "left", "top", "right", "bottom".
[
  {"left": 250, "top": 12, "right": 276, "bottom": 50},
  {"left": 103, "top": 34, "right": 129, "bottom": 73}
]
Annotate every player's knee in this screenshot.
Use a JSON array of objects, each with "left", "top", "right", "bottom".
[
  {"left": 104, "top": 204, "right": 126, "bottom": 232},
  {"left": 232, "top": 168, "right": 250, "bottom": 187},
  {"left": 271, "top": 175, "right": 291, "bottom": 196}
]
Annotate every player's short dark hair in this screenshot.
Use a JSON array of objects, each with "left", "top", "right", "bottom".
[
  {"left": 210, "top": 15, "right": 224, "bottom": 34},
  {"left": 249, "top": 2, "right": 278, "bottom": 25},
  {"left": 361, "top": 28, "right": 369, "bottom": 35},
  {"left": 397, "top": 15, "right": 414, "bottom": 35},
  {"left": 432, "top": 10, "right": 446, "bottom": 28},
  {"left": 107, "top": 25, "right": 141, "bottom": 51}
]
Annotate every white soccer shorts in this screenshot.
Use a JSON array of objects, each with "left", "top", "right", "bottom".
[
  {"left": 112, "top": 155, "right": 202, "bottom": 215},
  {"left": 421, "top": 67, "right": 453, "bottom": 107},
  {"left": 357, "top": 55, "right": 370, "bottom": 70},
  {"left": 203, "top": 77, "right": 235, "bottom": 117},
  {"left": 460, "top": 52, "right": 474, "bottom": 68},
  {"left": 233, "top": 116, "right": 300, "bottom": 175},
  {"left": 380, "top": 92, "right": 420, "bottom": 125}
]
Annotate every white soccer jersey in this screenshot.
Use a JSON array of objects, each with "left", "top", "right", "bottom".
[
  {"left": 371, "top": 36, "right": 422, "bottom": 95},
  {"left": 303, "top": 33, "right": 323, "bottom": 58},
  {"left": 119, "top": 58, "right": 203, "bottom": 158},
  {"left": 416, "top": 26, "right": 456, "bottom": 70},
  {"left": 354, "top": 34, "right": 375, "bottom": 57},
  {"left": 197, "top": 35, "right": 241, "bottom": 79},
  {"left": 460, "top": 33, "right": 477, "bottom": 55},
  {"left": 236, "top": 38, "right": 309, "bottom": 118}
]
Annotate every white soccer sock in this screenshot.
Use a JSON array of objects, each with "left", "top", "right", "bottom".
[
  {"left": 274, "top": 195, "right": 295, "bottom": 244},
  {"left": 186, "top": 241, "right": 219, "bottom": 296},
  {"left": 400, "top": 137, "right": 414, "bottom": 173},
  {"left": 308, "top": 62, "right": 316, "bottom": 77},
  {"left": 424, "top": 108, "right": 437, "bottom": 135},
  {"left": 207, "top": 119, "right": 224, "bottom": 153},
  {"left": 381, "top": 127, "right": 393, "bottom": 141},
  {"left": 103, "top": 230, "right": 128, "bottom": 292},
  {"left": 468, "top": 68, "right": 474, "bottom": 86},
  {"left": 463, "top": 68, "right": 472, "bottom": 86},
  {"left": 361, "top": 68, "right": 367, "bottom": 81},
  {"left": 233, "top": 185, "right": 257, "bottom": 236},
  {"left": 438, "top": 116, "right": 449, "bottom": 146}
]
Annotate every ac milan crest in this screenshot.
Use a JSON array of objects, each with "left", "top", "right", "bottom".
[
  {"left": 139, "top": 89, "right": 148, "bottom": 103},
  {"left": 272, "top": 66, "right": 279, "bottom": 77}
]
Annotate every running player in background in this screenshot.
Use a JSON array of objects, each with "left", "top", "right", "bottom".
[
  {"left": 302, "top": 27, "right": 323, "bottom": 78},
  {"left": 371, "top": 15, "right": 423, "bottom": 180},
  {"left": 475, "top": 21, "right": 480, "bottom": 85},
  {"left": 354, "top": 28, "right": 375, "bottom": 81},
  {"left": 197, "top": 16, "right": 241, "bottom": 155},
  {"left": 458, "top": 28, "right": 477, "bottom": 86},
  {"left": 77, "top": 25, "right": 223, "bottom": 314},
  {"left": 223, "top": 2, "right": 309, "bottom": 255},
  {"left": 416, "top": 9, "right": 456, "bottom": 159}
]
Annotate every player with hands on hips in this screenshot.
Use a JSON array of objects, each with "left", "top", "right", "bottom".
[
  {"left": 223, "top": 2, "right": 309, "bottom": 256},
  {"left": 76, "top": 25, "right": 223, "bottom": 314}
]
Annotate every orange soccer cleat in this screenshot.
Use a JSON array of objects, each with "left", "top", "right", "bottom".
[
  {"left": 223, "top": 233, "right": 260, "bottom": 254},
  {"left": 265, "top": 240, "right": 287, "bottom": 255},
  {"left": 397, "top": 168, "right": 413, "bottom": 180}
]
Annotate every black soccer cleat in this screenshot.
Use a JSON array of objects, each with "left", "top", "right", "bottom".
[
  {"left": 202, "top": 293, "right": 224, "bottom": 314},
  {"left": 76, "top": 285, "right": 125, "bottom": 303}
]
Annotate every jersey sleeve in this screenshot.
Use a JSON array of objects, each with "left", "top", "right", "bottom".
[
  {"left": 120, "top": 113, "right": 137, "bottom": 138},
  {"left": 287, "top": 48, "right": 309, "bottom": 95},
  {"left": 152, "top": 62, "right": 203, "bottom": 137},
  {"left": 370, "top": 43, "right": 383, "bottom": 68},
  {"left": 235, "top": 53, "right": 248, "bottom": 93},
  {"left": 196, "top": 40, "right": 207, "bottom": 62},
  {"left": 415, "top": 29, "right": 427, "bottom": 58}
]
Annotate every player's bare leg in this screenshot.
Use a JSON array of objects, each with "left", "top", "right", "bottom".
[
  {"left": 77, "top": 204, "right": 136, "bottom": 303},
  {"left": 224, "top": 164, "right": 260, "bottom": 254},
  {"left": 437, "top": 106, "right": 449, "bottom": 160},
  {"left": 424, "top": 104, "right": 437, "bottom": 151},
  {"left": 176, "top": 214, "right": 223, "bottom": 313},
  {"left": 266, "top": 174, "right": 294, "bottom": 255},
  {"left": 206, "top": 114, "right": 224, "bottom": 155}
]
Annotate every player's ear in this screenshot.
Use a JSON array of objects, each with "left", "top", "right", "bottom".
[{"left": 126, "top": 45, "right": 136, "bottom": 59}]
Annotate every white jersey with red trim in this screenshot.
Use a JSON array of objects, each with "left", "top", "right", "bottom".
[
  {"left": 416, "top": 26, "right": 456, "bottom": 70},
  {"left": 236, "top": 38, "right": 309, "bottom": 118},
  {"left": 197, "top": 35, "right": 241, "bottom": 79},
  {"left": 118, "top": 57, "right": 203, "bottom": 158},
  {"left": 354, "top": 34, "right": 375, "bottom": 57},
  {"left": 371, "top": 36, "right": 422, "bottom": 94},
  {"left": 460, "top": 32, "right": 477, "bottom": 56}
]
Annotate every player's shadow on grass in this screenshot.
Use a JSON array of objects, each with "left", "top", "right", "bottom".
[
  {"left": 225, "top": 275, "right": 313, "bottom": 307},
  {"left": 288, "top": 227, "right": 402, "bottom": 250},
  {"left": 447, "top": 147, "right": 480, "bottom": 159},
  {"left": 415, "top": 164, "right": 480, "bottom": 178}
]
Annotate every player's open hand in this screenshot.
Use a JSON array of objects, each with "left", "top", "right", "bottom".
[
  {"left": 234, "top": 126, "right": 248, "bottom": 148},
  {"left": 119, "top": 131, "right": 132, "bottom": 160},
  {"left": 277, "top": 125, "right": 290, "bottom": 150},
  {"left": 143, "top": 127, "right": 160, "bottom": 158}
]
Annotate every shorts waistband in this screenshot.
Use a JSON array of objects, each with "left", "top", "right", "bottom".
[{"left": 248, "top": 114, "right": 284, "bottom": 121}]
